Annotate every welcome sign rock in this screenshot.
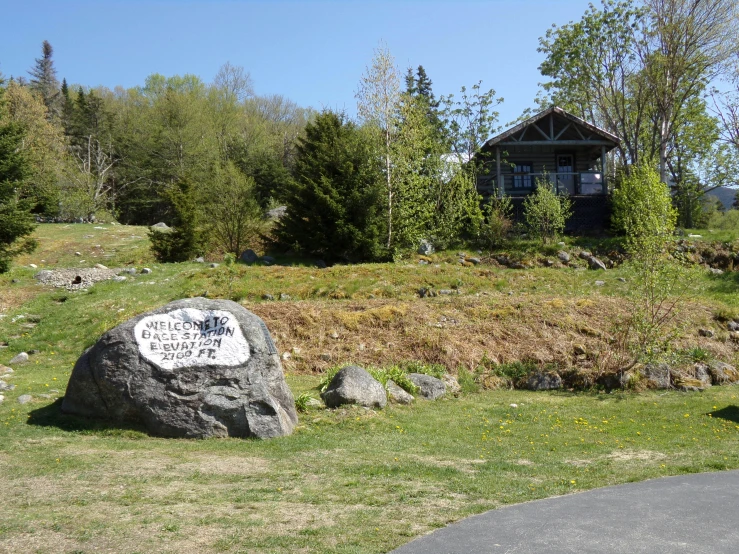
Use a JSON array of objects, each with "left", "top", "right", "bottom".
[{"left": 62, "top": 298, "right": 298, "bottom": 439}]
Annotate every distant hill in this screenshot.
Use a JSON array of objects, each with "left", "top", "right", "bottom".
[{"left": 707, "top": 187, "right": 738, "bottom": 210}]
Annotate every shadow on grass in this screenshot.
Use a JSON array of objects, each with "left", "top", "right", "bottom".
[
  {"left": 708, "top": 405, "right": 739, "bottom": 424},
  {"left": 27, "top": 398, "right": 149, "bottom": 436}
]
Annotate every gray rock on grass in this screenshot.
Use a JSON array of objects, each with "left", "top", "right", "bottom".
[
  {"left": 8, "top": 352, "right": 28, "bottom": 365},
  {"left": 386, "top": 380, "right": 414, "bottom": 404},
  {"left": 62, "top": 298, "right": 298, "bottom": 439},
  {"left": 408, "top": 373, "right": 446, "bottom": 400},
  {"left": 706, "top": 361, "right": 739, "bottom": 385},
  {"left": 644, "top": 363, "right": 671, "bottom": 389},
  {"left": 557, "top": 251, "right": 571, "bottom": 263},
  {"left": 18, "top": 394, "right": 32, "bottom": 404},
  {"left": 588, "top": 257, "right": 607, "bottom": 271},
  {"left": 321, "top": 365, "right": 387, "bottom": 409},
  {"left": 418, "top": 239, "right": 435, "bottom": 256}
]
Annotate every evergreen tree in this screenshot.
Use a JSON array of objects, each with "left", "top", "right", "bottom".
[
  {"left": 148, "top": 177, "right": 202, "bottom": 262},
  {"left": 60, "top": 78, "right": 75, "bottom": 135},
  {"left": 28, "top": 40, "right": 60, "bottom": 120},
  {"left": 0, "top": 85, "right": 37, "bottom": 272},
  {"left": 275, "top": 111, "right": 386, "bottom": 262}
]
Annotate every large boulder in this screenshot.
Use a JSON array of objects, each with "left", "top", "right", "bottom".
[
  {"left": 408, "top": 373, "right": 446, "bottom": 400},
  {"left": 240, "top": 249, "right": 259, "bottom": 264},
  {"left": 706, "top": 361, "right": 739, "bottom": 385},
  {"left": 321, "top": 365, "right": 387, "bottom": 409},
  {"left": 62, "top": 298, "right": 297, "bottom": 439}
]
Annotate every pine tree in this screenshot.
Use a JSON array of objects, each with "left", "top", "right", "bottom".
[
  {"left": 275, "top": 111, "right": 386, "bottom": 262},
  {"left": 0, "top": 85, "right": 37, "bottom": 272},
  {"left": 28, "top": 40, "right": 61, "bottom": 120},
  {"left": 60, "top": 78, "right": 75, "bottom": 135}
]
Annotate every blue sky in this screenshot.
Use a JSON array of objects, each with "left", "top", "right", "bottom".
[{"left": 0, "top": 0, "right": 597, "bottom": 127}]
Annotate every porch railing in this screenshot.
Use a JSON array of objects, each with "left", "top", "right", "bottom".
[{"left": 479, "top": 171, "right": 605, "bottom": 196}]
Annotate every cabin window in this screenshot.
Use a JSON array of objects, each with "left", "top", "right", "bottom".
[{"left": 513, "top": 163, "right": 533, "bottom": 189}]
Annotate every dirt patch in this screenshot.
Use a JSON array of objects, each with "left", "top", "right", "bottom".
[{"left": 607, "top": 449, "right": 667, "bottom": 462}]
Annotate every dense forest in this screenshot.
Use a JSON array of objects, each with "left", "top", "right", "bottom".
[{"left": 1, "top": 0, "right": 739, "bottom": 271}]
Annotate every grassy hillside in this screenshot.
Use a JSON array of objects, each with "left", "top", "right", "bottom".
[{"left": 0, "top": 224, "right": 738, "bottom": 553}]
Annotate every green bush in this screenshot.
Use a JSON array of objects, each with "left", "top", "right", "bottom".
[
  {"left": 522, "top": 179, "right": 572, "bottom": 244},
  {"left": 479, "top": 195, "right": 513, "bottom": 250},
  {"left": 611, "top": 164, "right": 676, "bottom": 241}
]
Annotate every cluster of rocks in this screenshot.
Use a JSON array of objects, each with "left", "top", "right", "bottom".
[
  {"left": 622, "top": 360, "right": 739, "bottom": 392},
  {"left": 672, "top": 240, "right": 739, "bottom": 272},
  {"left": 33, "top": 267, "right": 152, "bottom": 290},
  {"left": 320, "top": 365, "right": 456, "bottom": 409}
]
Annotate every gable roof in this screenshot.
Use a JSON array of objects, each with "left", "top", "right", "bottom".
[{"left": 483, "top": 106, "right": 620, "bottom": 149}]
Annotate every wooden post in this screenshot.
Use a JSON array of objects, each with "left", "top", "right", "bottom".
[
  {"left": 496, "top": 147, "right": 503, "bottom": 197},
  {"left": 601, "top": 146, "right": 607, "bottom": 192}
]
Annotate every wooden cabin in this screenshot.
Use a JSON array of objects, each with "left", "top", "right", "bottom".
[{"left": 476, "top": 106, "right": 620, "bottom": 231}]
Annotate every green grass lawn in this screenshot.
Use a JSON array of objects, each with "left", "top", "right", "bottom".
[{"left": 0, "top": 224, "right": 738, "bottom": 553}]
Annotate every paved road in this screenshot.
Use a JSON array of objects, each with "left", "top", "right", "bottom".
[{"left": 392, "top": 470, "right": 739, "bottom": 553}]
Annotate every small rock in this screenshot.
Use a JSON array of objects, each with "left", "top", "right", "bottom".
[
  {"left": 729, "top": 331, "right": 739, "bottom": 341},
  {"left": 543, "top": 259, "right": 555, "bottom": 267},
  {"left": 329, "top": 331, "right": 339, "bottom": 339},
  {"left": 466, "top": 257, "right": 481, "bottom": 265},
  {"left": 194, "top": 257, "right": 205, "bottom": 263},
  {"left": 644, "top": 363, "right": 671, "bottom": 389},
  {"left": 262, "top": 294, "right": 275, "bottom": 301},
  {"left": 209, "top": 263, "right": 219, "bottom": 269},
  {"left": 438, "top": 289, "right": 454, "bottom": 295},
  {"left": 595, "top": 280, "right": 605, "bottom": 286},
  {"left": 74, "top": 252, "right": 82, "bottom": 256},
  {"left": 279, "top": 293, "right": 291, "bottom": 301},
  {"left": 588, "top": 257, "right": 607, "bottom": 271},
  {"left": 94, "top": 263, "right": 108, "bottom": 270},
  {"left": 18, "top": 394, "right": 33, "bottom": 404},
  {"left": 320, "top": 353, "right": 332, "bottom": 362},
  {"left": 617, "top": 277, "right": 627, "bottom": 283},
  {"left": 698, "top": 329, "right": 715, "bottom": 338},
  {"left": 387, "top": 380, "right": 414, "bottom": 404},
  {"left": 28, "top": 349, "right": 39, "bottom": 355},
  {"left": 526, "top": 372, "right": 563, "bottom": 390},
  {"left": 29, "top": 263, "right": 37, "bottom": 269},
  {"left": 140, "top": 268, "right": 152, "bottom": 274},
  {"left": 710, "top": 268, "right": 724, "bottom": 275},
  {"left": 261, "top": 256, "right": 276, "bottom": 265},
  {"left": 557, "top": 251, "right": 571, "bottom": 263},
  {"left": 408, "top": 373, "right": 446, "bottom": 400},
  {"left": 418, "top": 287, "right": 436, "bottom": 298},
  {"left": 8, "top": 352, "right": 29, "bottom": 365},
  {"left": 706, "top": 361, "right": 739, "bottom": 385},
  {"left": 573, "top": 344, "right": 587, "bottom": 355},
  {"left": 112, "top": 276, "right": 127, "bottom": 282},
  {"left": 727, "top": 321, "right": 739, "bottom": 332},
  {"left": 579, "top": 251, "right": 592, "bottom": 260},
  {"left": 122, "top": 268, "right": 137, "bottom": 275},
  {"left": 291, "top": 347, "right": 302, "bottom": 355},
  {"left": 442, "top": 374, "right": 461, "bottom": 394},
  {"left": 510, "top": 403, "right": 518, "bottom": 408},
  {"left": 0, "top": 365, "right": 12, "bottom": 374},
  {"left": 281, "top": 352, "right": 291, "bottom": 361},
  {"left": 240, "top": 250, "right": 259, "bottom": 264},
  {"left": 321, "top": 365, "right": 387, "bottom": 409}
]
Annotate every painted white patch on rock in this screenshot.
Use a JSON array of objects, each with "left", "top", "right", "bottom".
[{"left": 134, "top": 308, "right": 249, "bottom": 370}]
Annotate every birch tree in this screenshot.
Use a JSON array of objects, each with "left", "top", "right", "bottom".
[{"left": 356, "top": 42, "right": 400, "bottom": 249}]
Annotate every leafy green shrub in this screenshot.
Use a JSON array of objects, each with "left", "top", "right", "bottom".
[
  {"left": 493, "top": 360, "right": 538, "bottom": 386},
  {"left": 611, "top": 164, "right": 676, "bottom": 240},
  {"left": 683, "top": 347, "right": 711, "bottom": 363},
  {"left": 294, "top": 393, "right": 315, "bottom": 413},
  {"left": 456, "top": 367, "right": 480, "bottom": 393},
  {"left": 522, "top": 179, "right": 572, "bottom": 244},
  {"left": 368, "top": 366, "right": 418, "bottom": 394},
  {"left": 479, "top": 195, "right": 513, "bottom": 250}
]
